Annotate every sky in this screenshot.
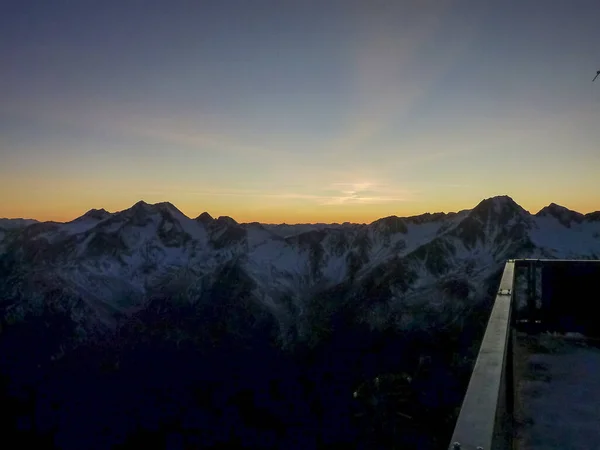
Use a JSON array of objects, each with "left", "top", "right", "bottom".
[{"left": 1, "top": 0, "right": 599, "bottom": 224}]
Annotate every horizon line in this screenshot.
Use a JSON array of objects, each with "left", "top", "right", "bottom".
[{"left": 2, "top": 196, "right": 598, "bottom": 226}]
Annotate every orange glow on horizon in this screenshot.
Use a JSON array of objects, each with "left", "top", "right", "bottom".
[{"left": 2, "top": 196, "right": 598, "bottom": 225}]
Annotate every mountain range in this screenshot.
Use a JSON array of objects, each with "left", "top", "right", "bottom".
[
  {"left": 1, "top": 195, "right": 598, "bottom": 339},
  {"left": 0, "top": 195, "right": 599, "bottom": 449}
]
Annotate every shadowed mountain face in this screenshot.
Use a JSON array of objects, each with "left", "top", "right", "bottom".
[
  {"left": 0, "top": 196, "right": 598, "bottom": 449},
  {"left": 535, "top": 203, "right": 585, "bottom": 228}
]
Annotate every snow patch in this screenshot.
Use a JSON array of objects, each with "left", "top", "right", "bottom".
[{"left": 531, "top": 216, "right": 600, "bottom": 257}]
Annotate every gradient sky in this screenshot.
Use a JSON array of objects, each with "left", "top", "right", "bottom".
[{"left": 1, "top": 0, "right": 599, "bottom": 223}]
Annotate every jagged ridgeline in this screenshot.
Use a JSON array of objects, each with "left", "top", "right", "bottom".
[{"left": 0, "top": 197, "right": 599, "bottom": 449}]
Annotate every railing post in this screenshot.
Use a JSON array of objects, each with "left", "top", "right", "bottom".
[{"left": 527, "top": 261, "right": 535, "bottom": 322}]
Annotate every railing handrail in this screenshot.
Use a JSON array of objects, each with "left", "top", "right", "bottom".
[
  {"left": 449, "top": 260, "right": 515, "bottom": 450},
  {"left": 513, "top": 258, "right": 600, "bottom": 267},
  {"left": 448, "top": 258, "right": 600, "bottom": 449}
]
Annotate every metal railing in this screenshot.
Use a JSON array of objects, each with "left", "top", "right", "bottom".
[
  {"left": 448, "top": 259, "right": 600, "bottom": 450},
  {"left": 449, "top": 260, "right": 515, "bottom": 450}
]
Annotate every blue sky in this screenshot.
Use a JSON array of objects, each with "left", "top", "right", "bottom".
[{"left": 1, "top": 0, "right": 599, "bottom": 222}]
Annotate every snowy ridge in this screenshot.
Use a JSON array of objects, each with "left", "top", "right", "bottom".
[{"left": 0, "top": 196, "right": 598, "bottom": 338}]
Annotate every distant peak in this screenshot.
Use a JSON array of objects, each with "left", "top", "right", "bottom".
[
  {"left": 130, "top": 200, "right": 152, "bottom": 212},
  {"left": 195, "top": 212, "right": 214, "bottom": 224},
  {"left": 467, "top": 195, "right": 530, "bottom": 226},
  {"left": 217, "top": 215, "right": 238, "bottom": 226},
  {"left": 114, "top": 200, "right": 156, "bottom": 224},
  {"left": 536, "top": 202, "right": 580, "bottom": 215},
  {"left": 478, "top": 195, "right": 517, "bottom": 207},
  {"left": 153, "top": 202, "right": 186, "bottom": 217},
  {"left": 536, "top": 203, "right": 584, "bottom": 227},
  {"left": 472, "top": 195, "right": 524, "bottom": 214},
  {"left": 78, "top": 208, "right": 111, "bottom": 221},
  {"left": 124, "top": 201, "right": 186, "bottom": 217}
]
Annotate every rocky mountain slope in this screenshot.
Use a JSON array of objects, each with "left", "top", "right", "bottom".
[
  {"left": 1, "top": 195, "right": 598, "bottom": 340},
  {"left": 0, "top": 195, "right": 598, "bottom": 449}
]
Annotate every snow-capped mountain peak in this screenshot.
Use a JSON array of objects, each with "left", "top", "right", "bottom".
[
  {"left": 536, "top": 203, "right": 585, "bottom": 228},
  {"left": 75, "top": 208, "right": 112, "bottom": 222},
  {"left": 469, "top": 195, "right": 529, "bottom": 223}
]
